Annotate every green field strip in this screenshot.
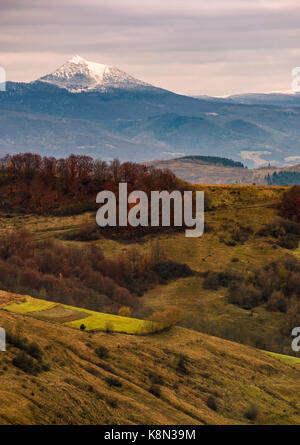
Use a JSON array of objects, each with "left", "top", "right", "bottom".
[
  {"left": 264, "top": 350, "right": 300, "bottom": 366},
  {"left": 3, "top": 296, "right": 57, "bottom": 314}
]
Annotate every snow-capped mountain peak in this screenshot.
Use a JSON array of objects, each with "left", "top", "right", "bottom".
[
  {"left": 67, "top": 55, "right": 108, "bottom": 81},
  {"left": 38, "top": 55, "right": 152, "bottom": 92}
]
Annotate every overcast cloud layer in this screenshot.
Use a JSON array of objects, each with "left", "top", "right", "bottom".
[{"left": 0, "top": 0, "right": 300, "bottom": 95}]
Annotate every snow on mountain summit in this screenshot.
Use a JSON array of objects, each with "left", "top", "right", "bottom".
[{"left": 39, "top": 55, "right": 152, "bottom": 92}]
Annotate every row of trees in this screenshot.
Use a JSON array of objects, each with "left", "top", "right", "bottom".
[
  {"left": 0, "top": 153, "right": 181, "bottom": 215},
  {"left": 0, "top": 229, "right": 191, "bottom": 313},
  {"left": 182, "top": 155, "right": 245, "bottom": 168},
  {"left": 266, "top": 171, "right": 300, "bottom": 186}
]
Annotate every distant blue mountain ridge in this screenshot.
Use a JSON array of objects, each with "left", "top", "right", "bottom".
[{"left": 1, "top": 57, "right": 300, "bottom": 167}]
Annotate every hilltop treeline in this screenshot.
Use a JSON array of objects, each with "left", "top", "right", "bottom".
[
  {"left": 266, "top": 171, "right": 300, "bottom": 185},
  {"left": 181, "top": 155, "right": 245, "bottom": 168},
  {"left": 0, "top": 153, "right": 182, "bottom": 215},
  {"left": 0, "top": 229, "right": 192, "bottom": 313}
]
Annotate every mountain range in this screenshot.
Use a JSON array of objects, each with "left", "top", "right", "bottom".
[
  {"left": 1, "top": 56, "right": 300, "bottom": 166},
  {"left": 194, "top": 92, "right": 300, "bottom": 107}
]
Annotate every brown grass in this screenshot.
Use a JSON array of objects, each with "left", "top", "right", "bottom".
[
  {"left": 0, "top": 290, "right": 26, "bottom": 307},
  {"left": 31, "top": 306, "right": 90, "bottom": 323},
  {"left": 0, "top": 307, "right": 299, "bottom": 425}
]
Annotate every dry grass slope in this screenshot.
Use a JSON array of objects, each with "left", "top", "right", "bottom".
[
  {"left": 149, "top": 158, "right": 300, "bottom": 185},
  {"left": 0, "top": 307, "right": 299, "bottom": 425}
]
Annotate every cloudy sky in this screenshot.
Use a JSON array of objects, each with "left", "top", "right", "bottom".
[{"left": 1, "top": 0, "right": 300, "bottom": 95}]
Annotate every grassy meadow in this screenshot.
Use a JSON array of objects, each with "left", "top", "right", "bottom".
[
  {"left": 3, "top": 296, "right": 56, "bottom": 314},
  {"left": 3, "top": 295, "right": 156, "bottom": 334},
  {"left": 265, "top": 351, "right": 300, "bottom": 369}
]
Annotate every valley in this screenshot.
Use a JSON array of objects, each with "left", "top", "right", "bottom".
[
  {"left": 0, "top": 183, "right": 297, "bottom": 355},
  {"left": 0, "top": 158, "right": 299, "bottom": 425}
]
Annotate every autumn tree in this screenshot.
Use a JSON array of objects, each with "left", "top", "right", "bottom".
[
  {"left": 147, "top": 306, "right": 184, "bottom": 331},
  {"left": 118, "top": 306, "right": 131, "bottom": 317},
  {"left": 278, "top": 186, "right": 300, "bottom": 222}
]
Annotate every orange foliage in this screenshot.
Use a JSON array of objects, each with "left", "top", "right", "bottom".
[
  {"left": 278, "top": 186, "right": 300, "bottom": 222},
  {"left": 148, "top": 306, "right": 184, "bottom": 330}
]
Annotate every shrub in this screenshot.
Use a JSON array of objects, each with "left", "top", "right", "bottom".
[
  {"left": 12, "top": 352, "right": 41, "bottom": 375},
  {"left": 6, "top": 333, "right": 43, "bottom": 361},
  {"left": 42, "top": 363, "right": 51, "bottom": 372},
  {"left": 148, "top": 371, "right": 164, "bottom": 385},
  {"left": 95, "top": 345, "right": 109, "bottom": 359},
  {"left": 105, "top": 321, "right": 114, "bottom": 333},
  {"left": 231, "top": 224, "right": 253, "bottom": 244},
  {"left": 206, "top": 396, "right": 218, "bottom": 411},
  {"left": 267, "top": 291, "right": 288, "bottom": 313},
  {"left": 203, "top": 272, "right": 220, "bottom": 290},
  {"left": 154, "top": 260, "right": 192, "bottom": 282},
  {"left": 245, "top": 404, "right": 259, "bottom": 421},
  {"left": 228, "top": 281, "right": 262, "bottom": 308},
  {"left": 257, "top": 218, "right": 300, "bottom": 238},
  {"left": 118, "top": 306, "right": 131, "bottom": 317},
  {"left": 86, "top": 366, "right": 101, "bottom": 377},
  {"left": 230, "top": 256, "right": 300, "bottom": 332},
  {"left": 219, "top": 223, "right": 253, "bottom": 246},
  {"left": 257, "top": 217, "right": 300, "bottom": 250},
  {"left": 278, "top": 233, "right": 299, "bottom": 249},
  {"left": 6, "top": 332, "right": 28, "bottom": 350},
  {"left": 149, "top": 385, "right": 161, "bottom": 398},
  {"left": 176, "top": 354, "right": 188, "bottom": 375},
  {"left": 105, "top": 376, "right": 122, "bottom": 388},
  {"left": 106, "top": 397, "right": 118, "bottom": 408},
  {"left": 97, "top": 362, "right": 114, "bottom": 373},
  {"left": 80, "top": 324, "right": 86, "bottom": 331},
  {"left": 148, "top": 306, "right": 184, "bottom": 331},
  {"left": 218, "top": 269, "right": 243, "bottom": 287},
  {"left": 282, "top": 299, "right": 300, "bottom": 334},
  {"left": 26, "top": 342, "right": 43, "bottom": 361}
]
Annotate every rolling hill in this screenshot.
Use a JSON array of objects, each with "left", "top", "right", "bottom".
[
  {"left": 0, "top": 176, "right": 299, "bottom": 425},
  {"left": 0, "top": 182, "right": 295, "bottom": 356},
  {"left": 148, "top": 157, "right": 300, "bottom": 185},
  {"left": 0, "top": 290, "right": 299, "bottom": 425}
]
